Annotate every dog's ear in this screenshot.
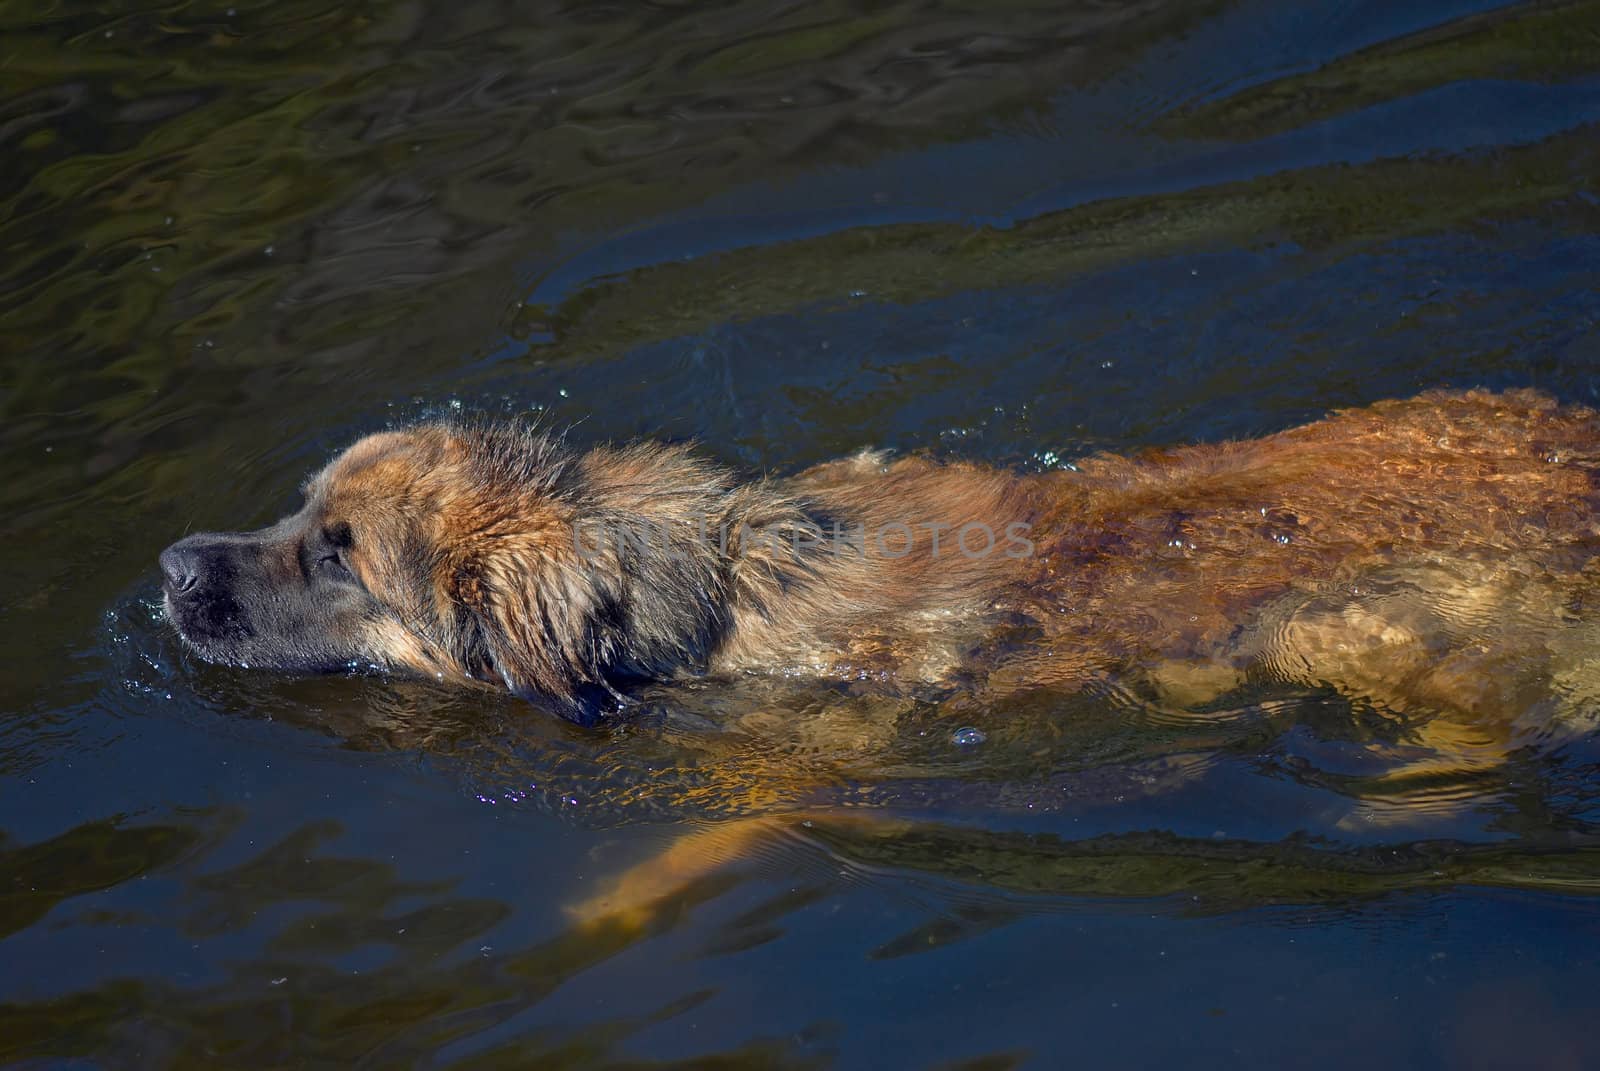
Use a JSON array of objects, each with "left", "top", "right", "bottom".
[{"left": 450, "top": 541, "right": 629, "bottom": 726}]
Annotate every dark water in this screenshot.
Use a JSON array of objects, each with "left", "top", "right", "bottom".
[{"left": 6, "top": 0, "right": 1600, "bottom": 1066}]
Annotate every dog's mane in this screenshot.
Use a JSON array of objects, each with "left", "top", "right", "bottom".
[{"left": 428, "top": 420, "right": 853, "bottom": 721}]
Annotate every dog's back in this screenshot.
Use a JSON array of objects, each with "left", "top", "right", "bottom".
[{"left": 721, "top": 390, "right": 1600, "bottom": 720}]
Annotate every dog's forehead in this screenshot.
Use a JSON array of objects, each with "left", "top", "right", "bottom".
[{"left": 309, "top": 428, "right": 454, "bottom": 512}]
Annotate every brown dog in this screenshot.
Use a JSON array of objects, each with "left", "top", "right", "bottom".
[{"left": 162, "top": 389, "right": 1600, "bottom": 922}]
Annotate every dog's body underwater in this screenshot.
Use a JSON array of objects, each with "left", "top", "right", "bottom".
[{"left": 162, "top": 389, "right": 1600, "bottom": 727}]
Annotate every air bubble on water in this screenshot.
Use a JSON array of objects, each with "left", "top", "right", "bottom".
[{"left": 951, "top": 726, "right": 986, "bottom": 746}]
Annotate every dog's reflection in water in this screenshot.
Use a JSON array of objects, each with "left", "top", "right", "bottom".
[{"left": 264, "top": 618, "right": 1600, "bottom": 935}]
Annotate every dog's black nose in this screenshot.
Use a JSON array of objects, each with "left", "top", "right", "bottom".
[{"left": 160, "top": 543, "right": 202, "bottom": 595}]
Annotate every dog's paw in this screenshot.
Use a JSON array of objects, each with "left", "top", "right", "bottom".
[{"left": 564, "top": 816, "right": 791, "bottom": 935}]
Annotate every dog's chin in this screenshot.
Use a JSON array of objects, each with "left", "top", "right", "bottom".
[
  {"left": 164, "top": 593, "right": 387, "bottom": 677},
  {"left": 165, "top": 595, "right": 228, "bottom": 667},
  {"left": 162, "top": 589, "right": 256, "bottom": 669}
]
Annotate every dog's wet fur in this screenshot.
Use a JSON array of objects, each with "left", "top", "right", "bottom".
[{"left": 164, "top": 389, "right": 1600, "bottom": 732}]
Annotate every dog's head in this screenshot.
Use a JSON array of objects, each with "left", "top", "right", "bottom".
[{"left": 161, "top": 424, "right": 737, "bottom": 722}]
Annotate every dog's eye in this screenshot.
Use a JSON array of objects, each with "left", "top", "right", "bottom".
[
  {"left": 317, "top": 549, "right": 351, "bottom": 577},
  {"left": 315, "top": 524, "right": 355, "bottom": 580}
]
